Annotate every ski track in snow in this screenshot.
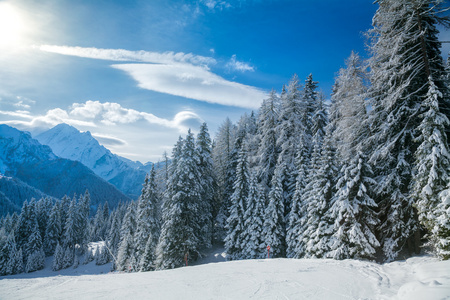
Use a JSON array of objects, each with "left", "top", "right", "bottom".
[{"left": 0, "top": 248, "right": 449, "bottom": 300}]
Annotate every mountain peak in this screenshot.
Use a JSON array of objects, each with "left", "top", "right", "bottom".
[{"left": 35, "top": 123, "right": 147, "bottom": 199}]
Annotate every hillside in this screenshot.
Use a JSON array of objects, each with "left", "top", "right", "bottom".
[
  {"left": 0, "top": 253, "right": 448, "bottom": 300},
  {"left": 0, "top": 175, "right": 57, "bottom": 214}
]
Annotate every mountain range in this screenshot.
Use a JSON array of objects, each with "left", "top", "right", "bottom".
[
  {"left": 0, "top": 124, "right": 131, "bottom": 214},
  {"left": 35, "top": 123, "right": 149, "bottom": 199}
]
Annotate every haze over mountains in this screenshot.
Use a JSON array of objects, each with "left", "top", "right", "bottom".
[{"left": 0, "top": 124, "right": 134, "bottom": 214}]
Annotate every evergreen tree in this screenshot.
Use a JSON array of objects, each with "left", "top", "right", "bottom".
[
  {"left": 62, "top": 246, "right": 74, "bottom": 269},
  {"left": 156, "top": 130, "right": 204, "bottom": 269},
  {"left": 263, "top": 166, "right": 286, "bottom": 258},
  {"left": 212, "top": 118, "right": 236, "bottom": 240},
  {"left": 63, "top": 197, "right": 78, "bottom": 249},
  {"left": 24, "top": 215, "right": 45, "bottom": 273},
  {"left": 275, "top": 74, "right": 305, "bottom": 215},
  {"left": 328, "top": 152, "right": 380, "bottom": 260},
  {"left": 77, "top": 190, "right": 91, "bottom": 249},
  {"left": 52, "top": 242, "right": 64, "bottom": 271},
  {"left": 135, "top": 165, "right": 160, "bottom": 270},
  {"left": 225, "top": 147, "right": 249, "bottom": 260},
  {"left": 286, "top": 143, "right": 310, "bottom": 258},
  {"left": 1, "top": 232, "right": 21, "bottom": 275},
  {"left": 107, "top": 210, "right": 121, "bottom": 265},
  {"left": 7, "top": 247, "right": 23, "bottom": 275},
  {"left": 331, "top": 51, "right": 369, "bottom": 161},
  {"left": 241, "top": 174, "right": 265, "bottom": 259},
  {"left": 196, "top": 123, "right": 215, "bottom": 247},
  {"left": 116, "top": 202, "right": 137, "bottom": 271},
  {"left": 302, "top": 133, "right": 337, "bottom": 258},
  {"left": 256, "top": 90, "right": 280, "bottom": 192},
  {"left": 90, "top": 204, "right": 104, "bottom": 242},
  {"left": 365, "top": 0, "right": 449, "bottom": 261},
  {"left": 44, "top": 203, "right": 62, "bottom": 256},
  {"left": 412, "top": 78, "right": 450, "bottom": 259}
]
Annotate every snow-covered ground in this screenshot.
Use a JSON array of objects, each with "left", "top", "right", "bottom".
[{"left": 0, "top": 250, "right": 449, "bottom": 300}]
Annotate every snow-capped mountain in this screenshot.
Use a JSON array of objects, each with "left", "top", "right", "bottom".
[
  {"left": 36, "top": 123, "right": 148, "bottom": 199},
  {"left": 0, "top": 124, "right": 130, "bottom": 210}
]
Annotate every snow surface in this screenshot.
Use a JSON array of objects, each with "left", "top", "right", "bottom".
[{"left": 1, "top": 248, "right": 449, "bottom": 300}]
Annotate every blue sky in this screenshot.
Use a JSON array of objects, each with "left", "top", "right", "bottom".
[{"left": 0, "top": 0, "right": 448, "bottom": 163}]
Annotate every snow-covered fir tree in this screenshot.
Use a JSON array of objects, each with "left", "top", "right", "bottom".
[
  {"left": 302, "top": 132, "right": 337, "bottom": 258},
  {"left": 135, "top": 165, "right": 160, "bottom": 271},
  {"left": 44, "top": 203, "right": 62, "bottom": 256},
  {"left": 286, "top": 142, "right": 310, "bottom": 258},
  {"left": 263, "top": 165, "right": 286, "bottom": 258},
  {"left": 116, "top": 202, "right": 137, "bottom": 271},
  {"left": 156, "top": 130, "right": 204, "bottom": 269},
  {"left": 328, "top": 151, "right": 380, "bottom": 260},
  {"left": 365, "top": 0, "right": 449, "bottom": 261},
  {"left": 196, "top": 123, "right": 215, "bottom": 247},
  {"left": 63, "top": 197, "right": 78, "bottom": 249},
  {"left": 212, "top": 118, "right": 236, "bottom": 240},
  {"left": 241, "top": 173, "right": 266, "bottom": 259},
  {"left": 331, "top": 51, "right": 368, "bottom": 161},
  {"left": 412, "top": 78, "right": 450, "bottom": 259},
  {"left": 52, "top": 242, "right": 64, "bottom": 271},
  {"left": 256, "top": 90, "right": 280, "bottom": 192},
  {"left": 225, "top": 147, "right": 249, "bottom": 260},
  {"left": 275, "top": 74, "right": 305, "bottom": 215}
]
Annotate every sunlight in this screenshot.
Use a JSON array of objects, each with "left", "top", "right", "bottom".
[{"left": 0, "top": 3, "right": 26, "bottom": 47}]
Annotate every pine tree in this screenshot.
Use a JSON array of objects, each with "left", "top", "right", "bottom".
[
  {"left": 365, "top": 0, "right": 449, "bottom": 261},
  {"left": 331, "top": 51, "right": 368, "bottom": 161},
  {"left": 116, "top": 202, "right": 137, "bottom": 271},
  {"left": 241, "top": 174, "right": 265, "bottom": 259},
  {"left": 212, "top": 118, "right": 236, "bottom": 241},
  {"left": 140, "top": 235, "right": 156, "bottom": 271},
  {"left": 302, "top": 133, "right": 337, "bottom": 258},
  {"left": 135, "top": 165, "right": 160, "bottom": 270},
  {"left": 63, "top": 197, "right": 78, "bottom": 249},
  {"left": 44, "top": 203, "right": 62, "bottom": 256},
  {"left": 1, "top": 232, "right": 22, "bottom": 275},
  {"left": 52, "top": 242, "right": 64, "bottom": 271},
  {"left": 286, "top": 143, "right": 310, "bottom": 258},
  {"left": 196, "top": 123, "right": 215, "bottom": 247},
  {"left": 412, "top": 78, "right": 450, "bottom": 259},
  {"left": 7, "top": 247, "right": 23, "bottom": 275},
  {"left": 328, "top": 152, "right": 380, "bottom": 260},
  {"left": 62, "top": 246, "right": 74, "bottom": 269},
  {"left": 156, "top": 130, "right": 204, "bottom": 269},
  {"left": 77, "top": 190, "right": 91, "bottom": 249},
  {"left": 275, "top": 74, "right": 305, "bottom": 215},
  {"left": 225, "top": 147, "right": 249, "bottom": 260},
  {"left": 106, "top": 210, "right": 121, "bottom": 265},
  {"left": 256, "top": 90, "right": 280, "bottom": 192},
  {"left": 263, "top": 165, "right": 286, "bottom": 258}
]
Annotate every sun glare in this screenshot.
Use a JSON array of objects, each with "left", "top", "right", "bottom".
[{"left": 0, "top": 3, "right": 26, "bottom": 47}]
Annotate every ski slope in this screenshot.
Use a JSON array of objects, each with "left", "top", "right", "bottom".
[{"left": 0, "top": 253, "right": 449, "bottom": 300}]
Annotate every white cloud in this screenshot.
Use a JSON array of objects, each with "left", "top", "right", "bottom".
[
  {"left": 91, "top": 133, "right": 127, "bottom": 147},
  {"left": 0, "top": 110, "right": 33, "bottom": 119},
  {"left": 201, "top": 0, "right": 232, "bottom": 10},
  {"left": 113, "top": 63, "right": 265, "bottom": 109},
  {"left": 39, "top": 45, "right": 216, "bottom": 67},
  {"left": 226, "top": 54, "right": 254, "bottom": 72},
  {"left": 3, "top": 100, "right": 202, "bottom": 133},
  {"left": 38, "top": 45, "right": 266, "bottom": 109}
]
